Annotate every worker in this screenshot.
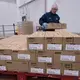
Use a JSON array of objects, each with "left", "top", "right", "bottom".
[
  {"left": 39, "top": 3, "right": 60, "bottom": 30},
  {"left": 15, "top": 26, "right": 19, "bottom": 35}
]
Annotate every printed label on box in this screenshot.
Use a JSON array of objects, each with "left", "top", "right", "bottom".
[
  {"left": 66, "top": 44, "right": 80, "bottom": 50},
  {"left": 66, "top": 44, "right": 74, "bottom": 50},
  {"left": 0, "top": 66, "right": 6, "bottom": 71},
  {"left": 38, "top": 57, "right": 52, "bottom": 63},
  {"left": 64, "top": 70, "right": 79, "bottom": 76},
  {"left": 18, "top": 54, "right": 30, "bottom": 60},
  {"left": 31, "top": 68, "right": 44, "bottom": 73},
  {"left": 60, "top": 55, "right": 75, "bottom": 62},
  {"left": 0, "top": 55, "right": 12, "bottom": 60},
  {"left": 29, "top": 44, "right": 43, "bottom": 50},
  {"left": 47, "top": 69, "right": 60, "bottom": 75},
  {"left": 74, "top": 45, "right": 80, "bottom": 50},
  {"left": 47, "top": 44, "right": 62, "bottom": 50}
]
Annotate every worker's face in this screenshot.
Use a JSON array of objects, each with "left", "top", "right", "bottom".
[{"left": 51, "top": 8, "right": 58, "bottom": 14}]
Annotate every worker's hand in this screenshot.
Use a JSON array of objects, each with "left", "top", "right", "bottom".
[{"left": 42, "top": 23, "right": 48, "bottom": 29}]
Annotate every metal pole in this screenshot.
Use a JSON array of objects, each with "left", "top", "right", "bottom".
[
  {"left": 13, "top": 24, "right": 15, "bottom": 34},
  {"left": 45, "top": 0, "right": 47, "bottom": 12},
  {"left": 2, "top": 25, "right": 5, "bottom": 37}
]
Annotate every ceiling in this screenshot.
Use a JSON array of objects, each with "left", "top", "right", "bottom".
[{"left": 0, "top": 0, "right": 16, "bottom": 4}]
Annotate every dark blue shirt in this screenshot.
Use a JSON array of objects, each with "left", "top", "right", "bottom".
[{"left": 39, "top": 12, "right": 60, "bottom": 26}]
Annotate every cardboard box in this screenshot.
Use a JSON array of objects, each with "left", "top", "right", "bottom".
[
  {"left": 0, "top": 60, "right": 6, "bottom": 71},
  {"left": 61, "top": 62, "right": 80, "bottom": 76},
  {"left": 12, "top": 50, "right": 36, "bottom": 62},
  {"left": 72, "top": 34, "right": 80, "bottom": 44},
  {"left": 0, "top": 52, "right": 6, "bottom": 71},
  {"left": 53, "top": 51, "right": 62, "bottom": 67},
  {"left": 58, "top": 31, "right": 74, "bottom": 44},
  {"left": 63, "top": 37, "right": 74, "bottom": 44},
  {"left": 47, "top": 23, "right": 67, "bottom": 29},
  {"left": 0, "top": 35, "right": 28, "bottom": 51},
  {"left": 57, "top": 31, "right": 74, "bottom": 50},
  {"left": 6, "top": 61, "right": 29, "bottom": 72},
  {"left": 45, "top": 63, "right": 61, "bottom": 75},
  {"left": 64, "top": 43, "right": 80, "bottom": 51},
  {"left": 65, "top": 35, "right": 80, "bottom": 50},
  {"left": 36, "top": 51, "right": 54, "bottom": 63},
  {"left": 61, "top": 62, "right": 80, "bottom": 70},
  {"left": 45, "top": 32, "right": 63, "bottom": 51},
  {"left": 27, "top": 32, "right": 45, "bottom": 52},
  {"left": 61, "top": 62, "right": 73, "bottom": 70},
  {"left": 0, "top": 50, "right": 4, "bottom": 54},
  {"left": 0, "top": 60, "right": 6, "bottom": 65},
  {"left": 18, "top": 21, "right": 33, "bottom": 35},
  {"left": 0, "top": 52, "right": 12, "bottom": 61},
  {"left": 29, "top": 62, "right": 45, "bottom": 74},
  {"left": 54, "top": 51, "right": 80, "bottom": 67},
  {"left": 74, "top": 37, "right": 80, "bottom": 44},
  {"left": 0, "top": 49, "right": 12, "bottom": 54},
  {"left": 58, "top": 31, "right": 80, "bottom": 50}
]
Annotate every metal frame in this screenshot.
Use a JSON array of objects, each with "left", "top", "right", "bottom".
[
  {"left": 0, "top": 25, "right": 16, "bottom": 37},
  {"left": 0, "top": 71, "right": 79, "bottom": 80}
]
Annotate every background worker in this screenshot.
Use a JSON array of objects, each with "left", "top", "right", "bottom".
[
  {"left": 15, "top": 26, "right": 19, "bottom": 35},
  {"left": 39, "top": 3, "right": 60, "bottom": 30}
]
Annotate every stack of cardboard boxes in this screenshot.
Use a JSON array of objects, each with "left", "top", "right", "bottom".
[
  {"left": 27, "top": 23, "right": 80, "bottom": 76},
  {"left": 57, "top": 30, "right": 80, "bottom": 76},
  {"left": 27, "top": 31, "right": 62, "bottom": 75},
  {"left": 27, "top": 31, "right": 45, "bottom": 74},
  {"left": 0, "top": 23, "right": 80, "bottom": 77},
  {"left": 0, "top": 35, "right": 30, "bottom": 72}
]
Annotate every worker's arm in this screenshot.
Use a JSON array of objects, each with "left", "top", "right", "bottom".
[
  {"left": 39, "top": 13, "right": 47, "bottom": 26},
  {"left": 57, "top": 14, "right": 60, "bottom": 23}
]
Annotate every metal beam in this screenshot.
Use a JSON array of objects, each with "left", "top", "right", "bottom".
[
  {"left": 45, "top": 0, "right": 47, "bottom": 12},
  {"left": 19, "top": 0, "right": 36, "bottom": 8},
  {"left": 0, "top": 0, "right": 16, "bottom": 4}
]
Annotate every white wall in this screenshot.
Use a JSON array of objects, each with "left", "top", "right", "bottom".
[
  {"left": 26, "top": 0, "right": 45, "bottom": 25},
  {"left": 58, "top": 0, "right": 80, "bottom": 33},
  {"left": 46, "top": 0, "right": 56, "bottom": 12},
  {"left": 16, "top": 0, "right": 22, "bottom": 22},
  {"left": 0, "top": 1, "right": 17, "bottom": 25},
  {"left": 47, "top": 0, "right": 80, "bottom": 33}
]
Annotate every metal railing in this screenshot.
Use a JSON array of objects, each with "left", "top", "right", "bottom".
[{"left": 0, "top": 24, "right": 16, "bottom": 38}]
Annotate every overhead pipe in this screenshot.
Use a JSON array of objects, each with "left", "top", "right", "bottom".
[{"left": 19, "top": 0, "right": 36, "bottom": 8}]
